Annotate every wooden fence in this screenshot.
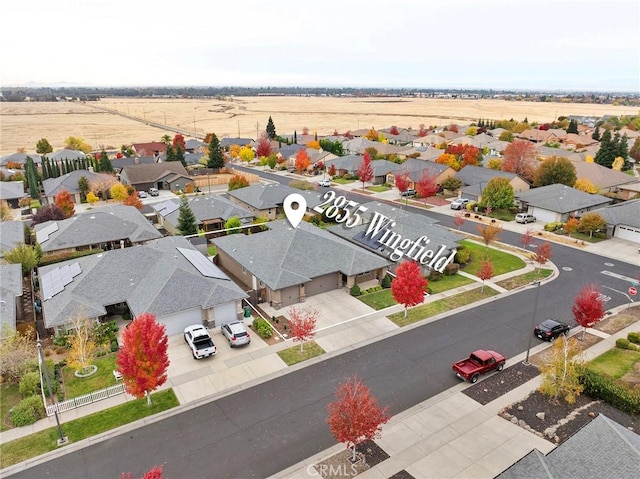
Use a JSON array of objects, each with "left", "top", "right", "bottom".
[{"left": 45, "top": 383, "right": 125, "bottom": 416}]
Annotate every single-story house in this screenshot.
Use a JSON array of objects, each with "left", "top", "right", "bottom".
[
  {"left": 41, "top": 169, "right": 115, "bottom": 205},
  {"left": 535, "top": 146, "right": 583, "bottom": 162},
  {"left": 184, "top": 139, "right": 205, "bottom": 153},
  {"left": 0, "top": 221, "right": 25, "bottom": 257},
  {"left": 615, "top": 181, "right": 640, "bottom": 200},
  {"left": 152, "top": 195, "right": 254, "bottom": 235},
  {"left": 455, "top": 165, "right": 530, "bottom": 202},
  {"left": 515, "top": 184, "right": 613, "bottom": 223},
  {"left": 496, "top": 414, "right": 639, "bottom": 479},
  {"left": 592, "top": 199, "right": 640, "bottom": 242},
  {"left": 412, "top": 134, "right": 449, "bottom": 147},
  {"left": 0, "top": 152, "right": 42, "bottom": 167},
  {"left": 45, "top": 149, "right": 88, "bottom": 162},
  {"left": 323, "top": 155, "right": 398, "bottom": 184},
  {"left": 0, "top": 181, "right": 27, "bottom": 208},
  {"left": 0, "top": 263, "right": 23, "bottom": 334},
  {"left": 571, "top": 161, "right": 639, "bottom": 195},
  {"left": 386, "top": 159, "right": 456, "bottom": 190},
  {"left": 131, "top": 142, "right": 167, "bottom": 157},
  {"left": 226, "top": 183, "right": 323, "bottom": 220},
  {"left": 561, "top": 133, "right": 599, "bottom": 150},
  {"left": 212, "top": 220, "right": 392, "bottom": 309},
  {"left": 220, "top": 137, "right": 254, "bottom": 149},
  {"left": 39, "top": 235, "right": 248, "bottom": 335},
  {"left": 35, "top": 205, "right": 162, "bottom": 256},
  {"left": 110, "top": 156, "right": 158, "bottom": 173},
  {"left": 119, "top": 162, "right": 193, "bottom": 192},
  {"left": 327, "top": 201, "right": 463, "bottom": 275},
  {"left": 518, "top": 129, "right": 563, "bottom": 143}
]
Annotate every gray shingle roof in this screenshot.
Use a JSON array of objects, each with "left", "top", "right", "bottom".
[
  {"left": 226, "top": 183, "right": 323, "bottom": 210},
  {"left": 0, "top": 152, "right": 42, "bottom": 166},
  {"left": 515, "top": 184, "right": 612, "bottom": 213},
  {"left": 42, "top": 170, "right": 111, "bottom": 197},
  {"left": 39, "top": 236, "right": 247, "bottom": 328},
  {"left": 593, "top": 199, "right": 640, "bottom": 228},
  {"left": 35, "top": 205, "right": 162, "bottom": 253},
  {"left": 212, "top": 220, "right": 392, "bottom": 290},
  {"left": 155, "top": 195, "right": 254, "bottom": 225},
  {"left": 0, "top": 221, "right": 25, "bottom": 257},
  {"left": 220, "top": 138, "right": 253, "bottom": 148},
  {"left": 46, "top": 149, "right": 88, "bottom": 161},
  {"left": 497, "top": 414, "right": 640, "bottom": 479},
  {"left": 455, "top": 165, "right": 519, "bottom": 187},
  {"left": 0, "top": 263, "right": 23, "bottom": 332},
  {"left": 121, "top": 162, "right": 189, "bottom": 185},
  {"left": 0, "top": 181, "right": 26, "bottom": 201}
]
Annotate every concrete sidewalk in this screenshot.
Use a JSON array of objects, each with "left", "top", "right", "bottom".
[{"left": 271, "top": 309, "right": 640, "bottom": 479}]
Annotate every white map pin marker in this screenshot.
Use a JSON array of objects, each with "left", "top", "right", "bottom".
[{"left": 283, "top": 193, "right": 307, "bottom": 228}]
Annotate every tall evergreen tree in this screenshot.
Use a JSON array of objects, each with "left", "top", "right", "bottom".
[
  {"left": 175, "top": 145, "right": 186, "bottom": 167},
  {"left": 294, "top": 130, "right": 297, "bottom": 144},
  {"left": 207, "top": 133, "right": 225, "bottom": 170},
  {"left": 595, "top": 129, "right": 615, "bottom": 168},
  {"left": 100, "top": 150, "right": 113, "bottom": 172},
  {"left": 165, "top": 145, "right": 176, "bottom": 162},
  {"left": 177, "top": 195, "right": 198, "bottom": 235},
  {"left": 591, "top": 125, "right": 601, "bottom": 141},
  {"left": 25, "top": 156, "right": 41, "bottom": 199},
  {"left": 566, "top": 119, "right": 578, "bottom": 134},
  {"left": 614, "top": 133, "right": 629, "bottom": 160},
  {"left": 266, "top": 116, "right": 277, "bottom": 139}
]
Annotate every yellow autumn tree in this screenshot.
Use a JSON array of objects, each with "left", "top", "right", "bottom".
[
  {"left": 585, "top": 155, "right": 594, "bottom": 163},
  {"left": 86, "top": 191, "right": 99, "bottom": 208},
  {"left": 64, "top": 136, "right": 92, "bottom": 154},
  {"left": 110, "top": 183, "right": 128, "bottom": 201},
  {"left": 306, "top": 140, "right": 321, "bottom": 150},
  {"left": 239, "top": 146, "right": 255, "bottom": 162},
  {"left": 487, "top": 158, "right": 503, "bottom": 170},
  {"left": 228, "top": 144, "right": 241, "bottom": 159},
  {"left": 67, "top": 314, "right": 97, "bottom": 375},
  {"left": 436, "top": 153, "right": 461, "bottom": 171},
  {"left": 538, "top": 335, "right": 584, "bottom": 404},
  {"left": 574, "top": 178, "right": 598, "bottom": 193},
  {"left": 612, "top": 156, "right": 624, "bottom": 171},
  {"left": 365, "top": 128, "right": 379, "bottom": 141}
]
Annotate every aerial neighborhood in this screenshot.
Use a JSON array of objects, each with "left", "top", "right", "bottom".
[{"left": 1, "top": 107, "right": 639, "bottom": 477}]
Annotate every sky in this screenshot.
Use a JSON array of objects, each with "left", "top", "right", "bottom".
[{"left": 3, "top": 0, "right": 639, "bottom": 92}]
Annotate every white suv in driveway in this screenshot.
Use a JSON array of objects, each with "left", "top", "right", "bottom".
[
  {"left": 515, "top": 213, "right": 536, "bottom": 224},
  {"left": 221, "top": 321, "right": 251, "bottom": 347}
]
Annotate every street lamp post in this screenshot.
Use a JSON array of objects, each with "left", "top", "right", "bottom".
[
  {"left": 523, "top": 280, "right": 542, "bottom": 366},
  {"left": 37, "top": 335, "right": 67, "bottom": 446}
]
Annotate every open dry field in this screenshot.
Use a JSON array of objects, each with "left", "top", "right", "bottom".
[{"left": 1, "top": 96, "right": 637, "bottom": 156}]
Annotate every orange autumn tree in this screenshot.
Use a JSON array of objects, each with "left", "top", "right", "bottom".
[
  {"left": 478, "top": 259, "right": 494, "bottom": 293},
  {"left": 502, "top": 139, "right": 537, "bottom": 182},
  {"left": 122, "top": 191, "right": 143, "bottom": 209},
  {"left": 54, "top": 189, "right": 75, "bottom": 218},
  {"left": 295, "top": 149, "right": 311, "bottom": 173},
  {"left": 116, "top": 313, "right": 170, "bottom": 406}
]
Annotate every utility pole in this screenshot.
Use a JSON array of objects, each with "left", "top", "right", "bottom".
[
  {"left": 523, "top": 281, "right": 542, "bottom": 365},
  {"left": 256, "top": 122, "right": 259, "bottom": 140}
]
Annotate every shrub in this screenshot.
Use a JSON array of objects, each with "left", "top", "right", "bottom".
[
  {"left": 444, "top": 263, "right": 459, "bottom": 276},
  {"left": 10, "top": 395, "right": 46, "bottom": 427},
  {"left": 252, "top": 318, "right": 273, "bottom": 339},
  {"left": 455, "top": 248, "right": 471, "bottom": 264},
  {"left": 544, "top": 222, "right": 563, "bottom": 232},
  {"left": 627, "top": 332, "right": 640, "bottom": 345},
  {"left": 350, "top": 284, "right": 361, "bottom": 296},
  {"left": 579, "top": 368, "right": 640, "bottom": 415},
  {"left": 110, "top": 339, "right": 119, "bottom": 352},
  {"left": 429, "top": 270, "right": 443, "bottom": 281},
  {"left": 381, "top": 275, "right": 392, "bottom": 289},
  {"left": 19, "top": 371, "right": 41, "bottom": 397},
  {"left": 53, "top": 331, "right": 70, "bottom": 348}
]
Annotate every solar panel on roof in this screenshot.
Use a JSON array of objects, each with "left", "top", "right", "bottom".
[
  {"left": 177, "top": 247, "right": 230, "bottom": 280},
  {"left": 40, "top": 262, "right": 82, "bottom": 300},
  {"left": 35, "top": 222, "right": 59, "bottom": 244}
]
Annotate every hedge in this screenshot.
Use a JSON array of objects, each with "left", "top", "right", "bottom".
[
  {"left": 10, "top": 395, "right": 46, "bottom": 427},
  {"left": 39, "top": 248, "right": 104, "bottom": 267},
  {"left": 628, "top": 332, "right": 640, "bottom": 345},
  {"left": 578, "top": 368, "right": 640, "bottom": 415}
]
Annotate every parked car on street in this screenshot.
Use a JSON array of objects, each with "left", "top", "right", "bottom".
[
  {"left": 184, "top": 325, "right": 216, "bottom": 359},
  {"left": 318, "top": 179, "right": 331, "bottom": 187},
  {"left": 400, "top": 188, "right": 417, "bottom": 197},
  {"left": 515, "top": 213, "right": 536, "bottom": 224},
  {"left": 534, "top": 319, "right": 570, "bottom": 341},
  {"left": 450, "top": 198, "right": 470, "bottom": 210},
  {"left": 221, "top": 321, "right": 251, "bottom": 347},
  {"left": 452, "top": 349, "right": 505, "bottom": 383}
]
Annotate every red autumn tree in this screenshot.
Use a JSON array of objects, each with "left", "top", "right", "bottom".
[
  {"left": 534, "top": 241, "right": 553, "bottom": 271},
  {"left": 327, "top": 374, "right": 390, "bottom": 463},
  {"left": 295, "top": 149, "right": 311, "bottom": 173},
  {"left": 416, "top": 169, "right": 439, "bottom": 205},
  {"left": 121, "top": 466, "right": 165, "bottom": 479},
  {"left": 256, "top": 133, "right": 272, "bottom": 158},
  {"left": 357, "top": 152, "right": 374, "bottom": 190},
  {"left": 116, "top": 312, "right": 170, "bottom": 406},
  {"left": 288, "top": 306, "right": 318, "bottom": 352},
  {"left": 31, "top": 204, "right": 66, "bottom": 225},
  {"left": 391, "top": 260, "right": 428, "bottom": 318},
  {"left": 389, "top": 125, "right": 400, "bottom": 135},
  {"left": 395, "top": 171, "right": 410, "bottom": 197},
  {"left": 122, "top": 191, "right": 143, "bottom": 209},
  {"left": 453, "top": 211, "right": 466, "bottom": 230},
  {"left": 572, "top": 284, "right": 604, "bottom": 340},
  {"left": 478, "top": 259, "right": 494, "bottom": 293},
  {"left": 502, "top": 139, "right": 537, "bottom": 182},
  {"left": 520, "top": 228, "right": 534, "bottom": 249},
  {"left": 172, "top": 134, "right": 185, "bottom": 150},
  {"left": 328, "top": 164, "right": 337, "bottom": 177},
  {"left": 54, "top": 189, "right": 75, "bottom": 218}
]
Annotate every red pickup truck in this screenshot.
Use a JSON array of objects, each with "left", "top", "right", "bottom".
[{"left": 452, "top": 349, "right": 506, "bottom": 383}]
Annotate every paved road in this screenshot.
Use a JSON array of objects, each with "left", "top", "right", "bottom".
[{"left": 10, "top": 169, "right": 637, "bottom": 479}]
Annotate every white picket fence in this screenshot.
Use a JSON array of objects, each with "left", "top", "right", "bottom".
[{"left": 45, "top": 383, "right": 125, "bottom": 416}]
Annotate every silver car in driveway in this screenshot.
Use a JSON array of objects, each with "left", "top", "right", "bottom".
[{"left": 221, "top": 321, "right": 251, "bottom": 347}]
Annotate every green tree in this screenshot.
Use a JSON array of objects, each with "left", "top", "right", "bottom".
[
  {"left": 591, "top": 125, "right": 601, "bottom": 141},
  {"left": 595, "top": 129, "right": 616, "bottom": 168},
  {"left": 64, "top": 136, "right": 92, "bottom": 153},
  {"left": 534, "top": 156, "right": 577, "bottom": 187},
  {"left": 207, "top": 133, "right": 225, "bottom": 170},
  {"left": 3, "top": 243, "right": 38, "bottom": 276},
  {"left": 225, "top": 216, "right": 242, "bottom": 235},
  {"left": 498, "top": 131, "right": 514, "bottom": 142},
  {"left": 99, "top": 150, "right": 113, "bottom": 172},
  {"left": 266, "top": 116, "right": 277, "bottom": 139},
  {"left": 77, "top": 176, "right": 90, "bottom": 200},
  {"left": 24, "top": 156, "right": 41, "bottom": 199},
  {"left": 538, "top": 336, "right": 584, "bottom": 404},
  {"left": 36, "top": 138, "right": 53, "bottom": 154},
  {"left": 578, "top": 212, "right": 606, "bottom": 237},
  {"left": 177, "top": 195, "right": 198, "bottom": 235},
  {"left": 174, "top": 145, "right": 186, "bottom": 167},
  {"left": 440, "top": 176, "right": 462, "bottom": 192},
  {"left": 161, "top": 134, "right": 171, "bottom": 144},
  {"left": 481, "top": 177, "right": 514, "bottom": 209},
  {"left": 566, "top": 119, "right": 578, "bottom": 134}
]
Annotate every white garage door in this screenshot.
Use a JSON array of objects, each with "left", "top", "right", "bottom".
[
  {"left": 614, "top": 224, "right": 640, "bottom": 242},
  {"left": 157, "top": 309, "right": 202, "bottom": 336},
  {"left": 214, "top": 302, "right": 238, "bottom": 326},
  {"left": 532, "top": 208, "right": 558, "bottom": 224}
]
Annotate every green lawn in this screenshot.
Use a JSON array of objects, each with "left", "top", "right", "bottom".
[
  {"left": 495, "top": 269, "right": 553, "bottom": 290},
  {"left": 586, "top": 348, "right": 640, "bottom": 379},
  {"left": 366, "top": 185, "right": 391, "bottom": 193},
  {"left": 0, "top": 389, "right": 179, "bottom": 468},
  {"left": 460, "top": 240, "right": 526, "bottom": 276},
  {"left": 277, "top": 341, "right": 325, "bottom": 366},
  {"left": 63, "top": 354, "right": 119, "bottom": 398},
  {"left": 358, "top": 289, "right": 396, "bottom": 310},
  {"left": 428, "top": 274, "right": 475, "bottom": 294},
  {"left": 331, "top": 177, "right": 356, "bottom": 184},
  {"left": 207, "top": 245, "right": 217, "bottom": 256},
  {"left": 388, "top": 287, "right": 499, "bottom": 327},
  {"left": 0, "top": 384, "right": 21, "bottom": 432}
]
